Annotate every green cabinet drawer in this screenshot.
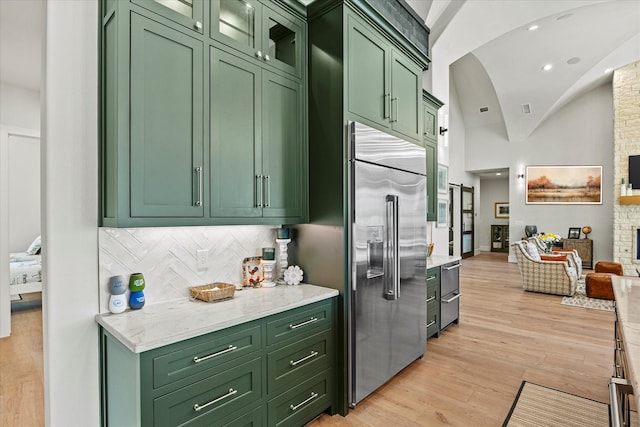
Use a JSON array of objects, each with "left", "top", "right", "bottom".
[
  {"left": 218, "top": 405, "right": 263, "bottom": 427},
  {"left": 267, "top": 370, "right": 333, "bottom": 427},
  {"left": 266, "top": 300, "right": 332, "bottom": 346},
  {"left": 147, "top": 323, "right": 261, "bottom": 390},
  {"left": 427, "top": 267, "right": 440, "bottom": 287},
  {"left": 267, "top": 331, "right": 333, "bottom": 394},
  {"left": 153, "top": 357, "right": 262, "bottom": 426},
  {"left": 427, "top": 299, "right": 439, "bottom": 338}
]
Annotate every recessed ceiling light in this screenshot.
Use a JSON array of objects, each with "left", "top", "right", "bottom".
[
  {"left": 542, "top": 64, "right": 553, "bottom": 71},
  {"left": 557, "top": 13, "right": 573, "bottom": 20},
  {"left": 496, "top": 173, "right": 502, "bottom": 176},
  {"left": 567, "top": 57, "right": 581, "bottom": 65},
  {"left": 527, "top": 24, "right": 539, "bottom": 31},
  {"left": 604, "top": 68, "right": 613, "bottom": 74}
]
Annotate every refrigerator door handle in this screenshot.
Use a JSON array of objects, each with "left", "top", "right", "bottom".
[{"left": 384, "top": 195, "right": 399, "bottom": 300}]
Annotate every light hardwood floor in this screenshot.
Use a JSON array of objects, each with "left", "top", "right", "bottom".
[
  {"left": 309, "top": 252, "right": 615, "bottom": 426},
  {"left": 0, "top": 254, "right": 616, "bottom": 426},
  {"left": 0, "top": 293, "right": 44, "bottom": 427}
]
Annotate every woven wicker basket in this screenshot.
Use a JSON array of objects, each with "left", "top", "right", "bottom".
[{"left": 189, "top": 282, "right": 235, "bottom": 302}]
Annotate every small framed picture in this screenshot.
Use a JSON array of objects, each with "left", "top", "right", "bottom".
[
  {"left": 568, "top": 227, "right": 581, "bottom": 239},
  {"left": 437, "top": 198, "right": 448, "bottom": 228},
  {"left": 437, "top": 164, "right": 448, "bottom": 194},
  {"left": 494, "top": 202, "right": 509, "bottom": 218}
]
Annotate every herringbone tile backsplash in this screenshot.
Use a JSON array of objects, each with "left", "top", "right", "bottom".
[{"left": 98, "top": 225, "right": 278, "bottom": 313}]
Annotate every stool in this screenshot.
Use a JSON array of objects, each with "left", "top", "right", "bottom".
[
  {"left": 585, "top": 272, "right": 615, "bottom": 300},
  {"left": 595, "top": 261, "right": 624, "bottom": 276}
]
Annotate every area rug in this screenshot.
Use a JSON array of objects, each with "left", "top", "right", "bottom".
[
  {"left": 503, "top": 381, "right": 631, "bottom": 427},
  {"left": 561, "top": 280, "right": 614, "bottom": 312}
]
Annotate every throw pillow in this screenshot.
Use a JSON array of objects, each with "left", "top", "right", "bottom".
[
  {"left": 525, "top": 243, "right": 541, "bottom": 260},
  {"left": 26, "top": 235, "right": 41, "bottom": 255},
  {"left": 541, "top": 254, "right": 567, "bottom": 262}
]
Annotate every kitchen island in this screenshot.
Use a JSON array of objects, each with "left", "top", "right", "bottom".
[
  {"left": 97, "top": 284, "right": 339, "bottom": 426},
  {"left": 611, "top": 275, "right": 640, "bottom": 425}
]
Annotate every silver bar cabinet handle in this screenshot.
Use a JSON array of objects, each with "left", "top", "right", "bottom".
[
  {"left": 290, "top": 350, "right": 319, "bottom": 367},
  {"left": 444, "top": 263, "right": 462, "bottom": 271},
  {"left": 384, "top": 93, "right": 390, "bottom": 119},
  {"left": 265, "top": 175, "right": 271, "bottom": 207},
  {"left": 290, "top": 392, "right": 319, "bottom": 411},
  {"left": 426, "top": 296, "right": 436, "bottom": 303},
  {"left": 426, "top": 320, "right": 436, "bottom": 328},
  {"left": 193, "top": 388, "right": 237, "bottom": 412},
  {"left": 391, "top": 97, "right": 398, "bottom": 122},
  {"left": 195, "top": 167, "right": 202, "bottom": 206},
  {"left": 289, "top": 317, "right": 318, "bottom": 330},
  {"left": 193, "top": 345, "right": 237, "bottom": 363},
  {"left": 442, "top": 293, "right": 462, "bottom": 303},
  {"left": 256, "top": 175, "right": 263, "bottom": 207}
]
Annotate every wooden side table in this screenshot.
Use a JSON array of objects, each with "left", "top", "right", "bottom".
[{"left": 562, "top": 238, "right": 593, "bottom": 269}]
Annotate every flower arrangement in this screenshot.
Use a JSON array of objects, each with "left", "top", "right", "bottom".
[{"left": 538, "top": 233, "right": 561, "bottom": 253}]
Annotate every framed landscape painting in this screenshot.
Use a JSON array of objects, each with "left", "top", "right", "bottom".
[{"left": 526, "top": 165, "right": 602, "bottom": 204}]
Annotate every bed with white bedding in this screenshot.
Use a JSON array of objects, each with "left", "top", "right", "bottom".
[{"left": 9, "top": 236, "right": 43, "bottom": 297}]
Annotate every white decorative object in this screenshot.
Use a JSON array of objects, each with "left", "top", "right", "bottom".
[
  {"left": 276, "top": 238, "right": 291, "bottom": 284},
  {"left": 284, "top": 265, "right": 304, "bottom": 286},
  {"left": 261, "top": 260, "right": 277, "bottom": 288}
]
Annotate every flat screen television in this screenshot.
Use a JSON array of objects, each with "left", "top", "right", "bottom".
[{"left": 630, "top": 155, "right": 640, "bottom": 189}]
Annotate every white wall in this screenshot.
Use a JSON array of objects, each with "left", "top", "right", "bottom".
[
  {"left": 42, "top": 1, "right": 100, "bottom": 425},
  {"left": 8, "top": 134, "right": 40, "bottom": 252},
  {"left": 464, "top": 83, "right": 614, "bottom": 263},
  {"left": 478, "top": 178, "right": 509, "bottom": 251},
  {"left": 0, "top": 83, "right": 40, "bottom": 130}
]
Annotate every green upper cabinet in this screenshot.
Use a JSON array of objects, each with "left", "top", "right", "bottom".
[
  {"left": 423, "top": 90, "right": 443, "bottom": 222},
  {"left": 131, "top": 0, "right": 205, "bottom": 34},
  {"left": 210, "top": 48, "right": 305, "bottom": 220},
  {"left": 261, "top": 72, "right": 305, "bottom": 218},
  {"left": 99, "top": 0, "right": 308, "bottom": 227},
  {"left": 211, "top": 0, "right": 304, "bottom": 78},
  {"left": 390, "top": 50, "right": 422, "bottom": 142},
  {"left": 347, "top": 13, "right": 389, "bottom": 130},
  {"left": 346, "top": 10, "right": 423, "bottom": 145},
  {"left": 130, "top": 13, "right": 204, "bottom": 218}
]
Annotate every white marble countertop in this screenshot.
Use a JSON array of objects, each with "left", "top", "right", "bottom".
[
  {"left": 427, "top": 255, "right": 462, "bottom": 269},
  {"left": 611, "top": 275, "right": 640, "bottom": 409},
  {"left": 95, "top": 284, "right": 339, "bottom": 353}
]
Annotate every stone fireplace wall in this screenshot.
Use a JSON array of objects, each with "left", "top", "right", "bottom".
[{"left": 613, "top": 60, "right": 640, "bottom": 274}]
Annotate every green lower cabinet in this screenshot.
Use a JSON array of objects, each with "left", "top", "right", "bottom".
[
  {"left": 267, "top": 370, "right": 333, "bottom": 426},
  {"left": 426, "top": 266, "right": 441, "bottom": 339},
  {"left": 101, "top": 298, "right": 337, "bottom": 426},
  {"left": 153, "top": 358, "right": 262, "bottom": 426}
]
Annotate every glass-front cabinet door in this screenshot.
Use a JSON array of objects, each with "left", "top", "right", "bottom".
[
  {"left": 211, "top": 0, "right": 302, "bottom": 77},
  {"left": 131, "top": 0, "right": 204, "bottom": 34}
]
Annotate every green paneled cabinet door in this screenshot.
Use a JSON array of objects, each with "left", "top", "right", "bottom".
[
  {"left": 262, "top": 72, "right": 304, "bottom": 218},
  {"left": 423, "top": 91, "right": 443, "bottom": 222},
  {"left": 210, "top": 48, "right": 262, "bottom": 218},
  {"left": 347, "top": 13, "right": 389, "bottom": 130},
  {"left": 210, "top": 48, "right": 305, "bottom": 219},
  {"left": 390, "top": 50, "right": 422, "bottom": 142},
  {"left": 346, "top": 10, "right": 423, "bottom": 144},
  {"left": 130, "top": 13, "right": 204, "bottom": 218}
]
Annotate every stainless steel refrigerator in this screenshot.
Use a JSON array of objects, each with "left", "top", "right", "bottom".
[{"left": 349, "top": 121, "right": 427, "bottom": 406}]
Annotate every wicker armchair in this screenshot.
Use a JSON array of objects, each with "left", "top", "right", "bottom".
[
  {"left": 525, "top": 237, "right": 582, "bottom": 277},
  {"left": 512, "top": 240, "right": 578, "bottom": 296}
]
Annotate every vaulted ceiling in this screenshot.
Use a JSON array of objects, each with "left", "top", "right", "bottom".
[{"left": 407, "top": 0, "right": 640, "bottom": 143}]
